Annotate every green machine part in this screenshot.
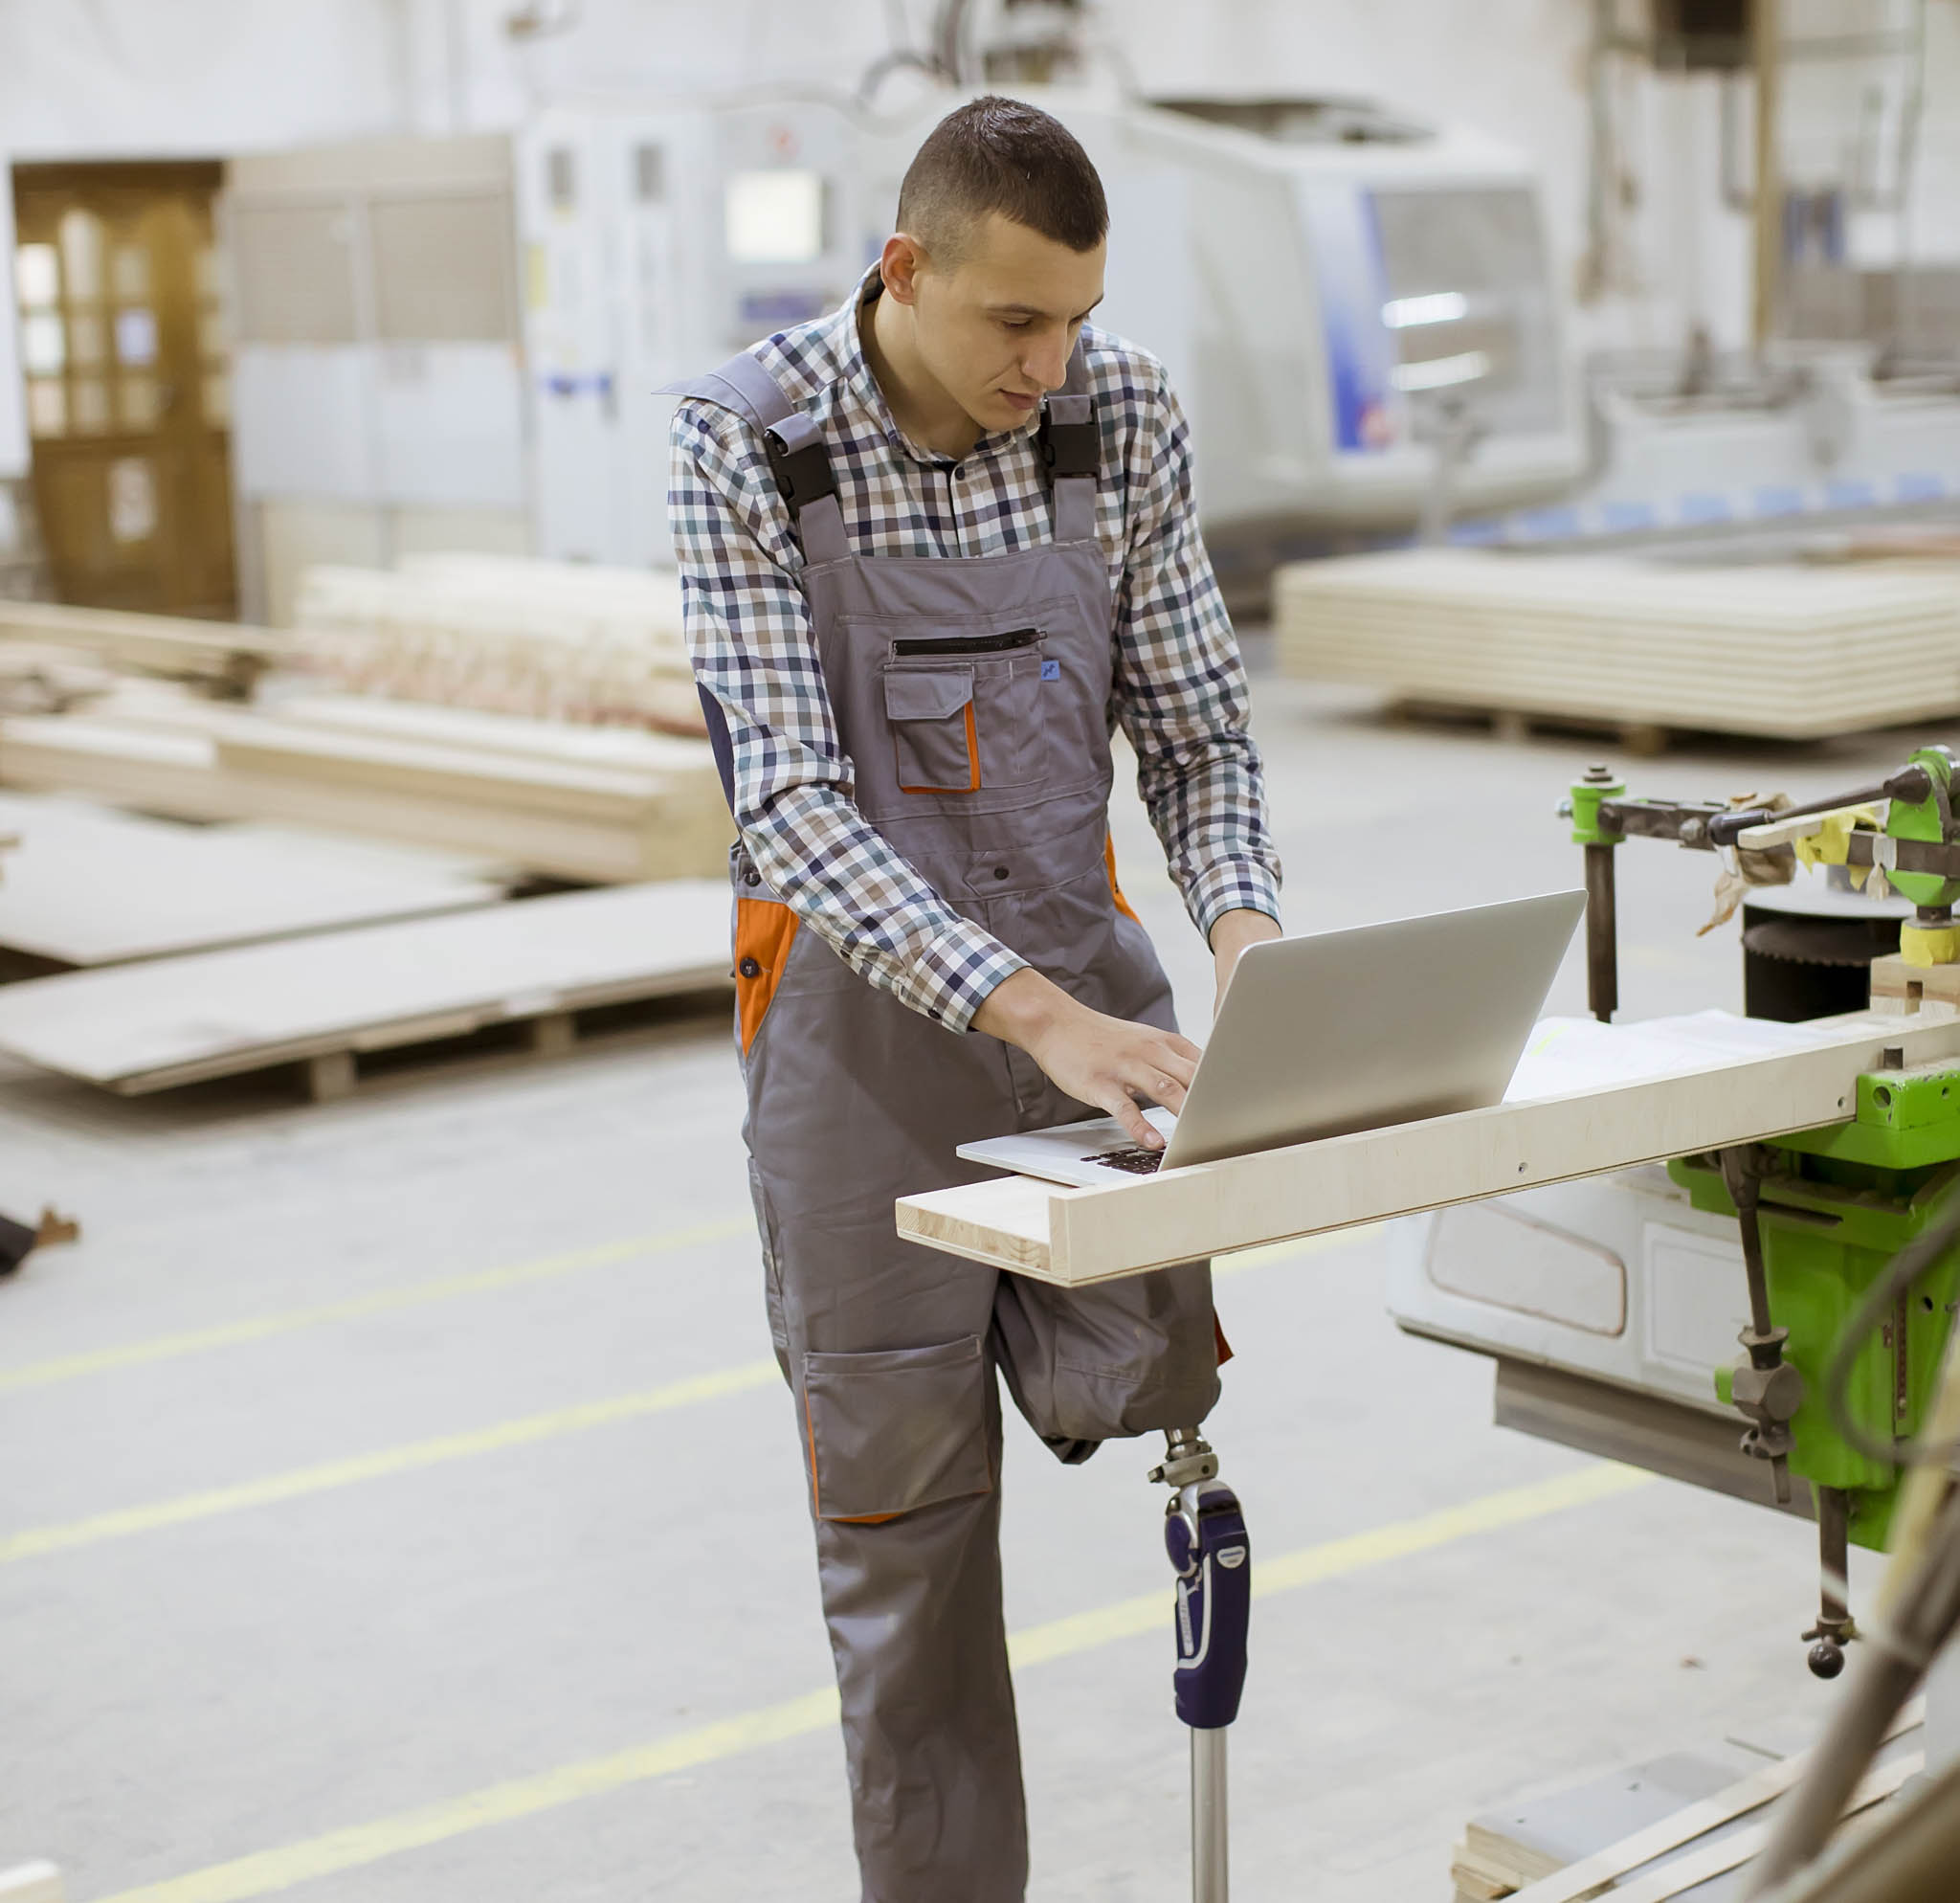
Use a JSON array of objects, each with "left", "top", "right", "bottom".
[
  {"left": 1672, "top": 1056, "right": 1960, "bottom": 1553},
  {"left": 1882, "top": 745, "right": 1960, "bottom": 913}
]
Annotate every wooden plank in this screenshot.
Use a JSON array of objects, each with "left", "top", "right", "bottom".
[
  {"left": 0, "top": 712, "right": 730, "bottom": 884},
  {"left": 0, "top": 880, "right": 732, "bottom": 1093},
  {"left": 1567, "top": 1752, "right": 1919, "bottom": 1903},
  {"left": 896, "top": 1010, "right": 1960, "bottom": 1286},
  {"left": 0, "top": 598, "right": 283, "bottom": 680},
  {"left": 0, "top": 792, "right": 503, "bottom": 966},
  {"left": 0, "top": 1863, "right": 62, "bottom": 1903}
]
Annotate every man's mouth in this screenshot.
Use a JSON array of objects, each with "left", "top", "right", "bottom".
[{"left": 999, "top": 390, "right": 1040, "bottom": 412}]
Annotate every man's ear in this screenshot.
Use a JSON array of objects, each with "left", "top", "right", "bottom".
[{"left": 880, "top": 232, "right": 929, "bottom": 307}]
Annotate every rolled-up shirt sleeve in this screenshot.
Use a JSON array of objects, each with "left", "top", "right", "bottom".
[
  {"left": 670, "top": 401, "right": 1027, "bottom": 1031},
  {"left": 1110, "top": 363, "right": 1283, "bottom": 939}
]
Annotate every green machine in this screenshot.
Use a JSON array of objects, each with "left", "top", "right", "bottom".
[{"left": 1568, "top": 747, "right": 1960, "bottom": 1677}]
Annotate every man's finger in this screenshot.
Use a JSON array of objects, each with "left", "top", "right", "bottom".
[
  {"left": 1162, "top": 1031, "right": 1203, "bottom": 1063},
  {"left": 1131, "top": 1065, "right": 1188, "bottom": 1111},
  {"left": 1101, "top": 1089, "right": 1164, "bottom": 1149}
]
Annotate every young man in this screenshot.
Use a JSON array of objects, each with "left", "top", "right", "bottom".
[{"left": 668, "top": 95, "right": 1281, "bottom": 1902}]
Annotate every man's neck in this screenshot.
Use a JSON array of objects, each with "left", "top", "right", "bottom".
[{"left": 864, "top": 288, "right": 980, "bottom": 461}]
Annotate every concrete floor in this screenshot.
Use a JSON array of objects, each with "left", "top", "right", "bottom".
[{"left": 0, "top": 664, "right": 1935, "bottom": 1902}]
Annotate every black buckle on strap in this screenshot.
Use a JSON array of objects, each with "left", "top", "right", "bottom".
[
  {"left": 764, "top": 430, "right": 838, "bottom": 518},
  {"left": 1036, "top": 411, "right": 1099, "bottom": 481}
]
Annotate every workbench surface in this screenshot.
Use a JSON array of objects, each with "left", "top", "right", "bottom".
[{"left": 896, "top": 1009, "right": 1960, "bottom": 1287}]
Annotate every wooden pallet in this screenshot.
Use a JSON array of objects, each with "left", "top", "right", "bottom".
[
  {"left": 1387, "top": 699, "right": 1677, "bottom": 756},
  {"left": 0, "top": 880, "right": 732, "bottom": 1098}
]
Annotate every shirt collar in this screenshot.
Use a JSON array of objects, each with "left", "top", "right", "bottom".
[{"left": 839, "top": 265, "right": 1043, "bottom": 468}]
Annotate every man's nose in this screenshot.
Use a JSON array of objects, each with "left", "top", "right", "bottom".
[{"left": 1022, "top": 331, "right": 1070, "bottom": 392}]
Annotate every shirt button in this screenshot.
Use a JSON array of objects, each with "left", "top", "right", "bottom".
[
  {"left": 992, "top": 865, "right": 1011, "bottom": 881},
  {"left": 738, "top": 957, "right": 762, "bottom": 978}
]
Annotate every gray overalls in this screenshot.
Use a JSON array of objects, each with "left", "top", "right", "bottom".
[{"left": 672, "top": 342, "right": 1221, "bottom": 1903}]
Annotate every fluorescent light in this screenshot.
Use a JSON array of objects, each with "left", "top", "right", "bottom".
[
  {"left": 1382, "top": 291, "right": 1468, "bottom": 329},
  {"left": 1391, "top": 349, "right": 1491, "bottom": 392}
]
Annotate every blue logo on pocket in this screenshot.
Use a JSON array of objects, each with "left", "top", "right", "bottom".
[{"left": 1040, "top": 660, "right": 1060, "bottom": 681}]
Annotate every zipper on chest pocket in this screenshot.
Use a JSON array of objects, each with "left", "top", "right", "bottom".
[{"left": 890, "top": 626, "right": 1040, "bottom": 659}]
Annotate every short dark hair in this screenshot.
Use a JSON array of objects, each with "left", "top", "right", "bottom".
[{"left": 896, "top": 96, "right": 1107, "bottom": 267}]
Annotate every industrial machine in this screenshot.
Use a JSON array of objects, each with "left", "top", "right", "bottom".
[
  {"left": 1391, "top": 750, "right": 1960, "bottom": 1680},
  {"left": 504, "top": 82, "right": 1586, "bottom": 568},
  {"left": 515, "top": 98, "right": 889, "bottom": 568}
]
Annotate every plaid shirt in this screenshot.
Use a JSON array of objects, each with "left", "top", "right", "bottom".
[{"left": 668, "top": 279, "right": 1282, "bottom": 1034}]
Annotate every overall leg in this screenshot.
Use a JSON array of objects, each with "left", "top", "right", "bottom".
[{"left": 746, "top": 934, "right": 1036, "bottom": 1903}]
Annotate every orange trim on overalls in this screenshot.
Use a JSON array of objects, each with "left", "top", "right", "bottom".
[
  {"left": 1104, "top": 835, "right": 1141, "bottom": 925},
  {"left": 735, "top": 897, "right": 799, "bottom": 1054},
  {"left": 1214, "top": 1313, "right": 1234, "bottom": 1368},
  {"left": 898, "top": 704, "right": 983, "bottom": 795},
  {"left": 802, "top": 1386, "right": 902, "bottom": 1524}
]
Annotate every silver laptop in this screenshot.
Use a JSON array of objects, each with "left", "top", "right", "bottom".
[{"left": 958, "top": 889, "right": 1584, "bottom": 1188}]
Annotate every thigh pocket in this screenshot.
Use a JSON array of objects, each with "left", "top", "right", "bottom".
[{"left": 801, "top": 1334, "right": 992, "bottom": 1521}]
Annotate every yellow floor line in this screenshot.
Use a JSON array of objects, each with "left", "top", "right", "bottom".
[
  {"left": 85, "top": 1462, "right": 1653, "bottom": 1903},
  {"left": 0, "top": 1360, "right": 783, "bottom": 1565},
  {"left": 0, "top": 1218, "right": 753, "bottom": 1395},
  {"left": 1213, "top": 1223, "right": 1384, "bottom": 1276},
  {"left": 3, "top": 1228, "right": 1369, "bottom": 1562}
]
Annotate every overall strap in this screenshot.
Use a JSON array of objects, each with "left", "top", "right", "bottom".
[
  {"left": 659, "top": 353, "right": 851, "bottom": 566},
  {"left": 1036, "top": 339, "right": 1100, "bottom": 545},
  {"left": 660, "top": 353, "right": 852, "bottom": 810}
]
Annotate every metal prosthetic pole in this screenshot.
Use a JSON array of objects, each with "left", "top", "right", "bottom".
[{"left": 1150, "top": 1428, "right": 1251, "bottom": 1903}]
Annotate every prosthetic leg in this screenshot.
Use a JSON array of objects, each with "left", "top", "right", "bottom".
[{"left": 1151, "top": 1428, "right": 1251, "bottom": 1903}]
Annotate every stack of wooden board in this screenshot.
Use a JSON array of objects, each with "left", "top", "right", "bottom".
[
  {"left": 0, "top": 792, "right": 504, "bottom": 971},
  {"left": 0, "top": 597, "right": 284, "bottom": 695},
  {"left": 0, "top": 685, "right": 731, "bottom": 884},
  {"left": 291, "top": 554, "right": 702, "bottom": 734},
  {"left": 0, "top": 879, "right": 732, "bottom": 1099},
  {"left": 1452, "top": 1712, "right": 1923, "bottom": 1901},
  {"left": 1273, "top": 548, "right": 1960, "bottom": 741}
]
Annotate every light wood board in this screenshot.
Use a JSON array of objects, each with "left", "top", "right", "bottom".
[
  {"left": 0, "top": 702, "right": 732, "bottom": 884},
  {"left": 1275, "top": 548, "right": 1960, "bottom": 739},
  {"left": 0, "top": 880, "right": 732, "bottom": 1093},
  {"left": 896, "top": 1010, "right": 1960, "bottom": 1286},
  {"left": 1, "top": 598, "right": 284, "bottom": 682},
  {"left": 0, "top": 792, "right": 503, "bottom": 967}
]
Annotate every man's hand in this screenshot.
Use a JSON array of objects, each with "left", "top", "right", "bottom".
[
  {"left": 1208, "top": 909, "right": 1283, "bottom": 1018},
  {"left": 971, "top": 969, "right": 1200, "bottom": 1152}
]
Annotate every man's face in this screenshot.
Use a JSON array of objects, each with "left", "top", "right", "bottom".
[{"left": 908, "top": 213, "right": 1105, "bottom": 437}]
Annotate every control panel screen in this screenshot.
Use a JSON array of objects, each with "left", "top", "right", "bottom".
[{"left": 725, "top": 170, "right": 826, "bottom": 264}]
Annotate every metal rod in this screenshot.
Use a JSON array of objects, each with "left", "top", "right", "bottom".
[
  {"left": 1192, "top": 1727, "right": 1228, "bottom": 1903},
  {"left": 1752, "top": 0, "right": 1782, "bottom": 351},
  {"left": 1584, "top": 842, "right": 1618, "bottom": 1023},
  {"left": 1819, "top": 1488, "right": 1850, "bottom": 1632}
]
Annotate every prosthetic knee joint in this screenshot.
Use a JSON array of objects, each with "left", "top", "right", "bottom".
[{"left": 1150, "top": 1427, "right": 1250, "bottom": 1902}]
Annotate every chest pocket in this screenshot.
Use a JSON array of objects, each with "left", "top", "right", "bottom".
[{"left": 883, "top": 628, "right": 1045, "bottom": 795}]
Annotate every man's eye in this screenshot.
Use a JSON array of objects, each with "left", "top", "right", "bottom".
[{"left": 1001, "top": 318, "right": 1030, "bottom": 330}]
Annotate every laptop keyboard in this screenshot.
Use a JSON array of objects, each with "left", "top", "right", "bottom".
[{"left": 1086, "top": 1146, "right": 1165, "bottom": 1175}]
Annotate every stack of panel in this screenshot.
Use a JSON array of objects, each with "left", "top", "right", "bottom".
[
  {"left": 291, "top": 554, "right": 702, "bottom": 734},
  {"left": 1274, "top": 548, "right": 1960, "bottom": 740}
]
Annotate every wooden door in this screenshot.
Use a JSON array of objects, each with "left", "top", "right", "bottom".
[{"left": 11, "top": 162, "right": 234, "bottom": 616}]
